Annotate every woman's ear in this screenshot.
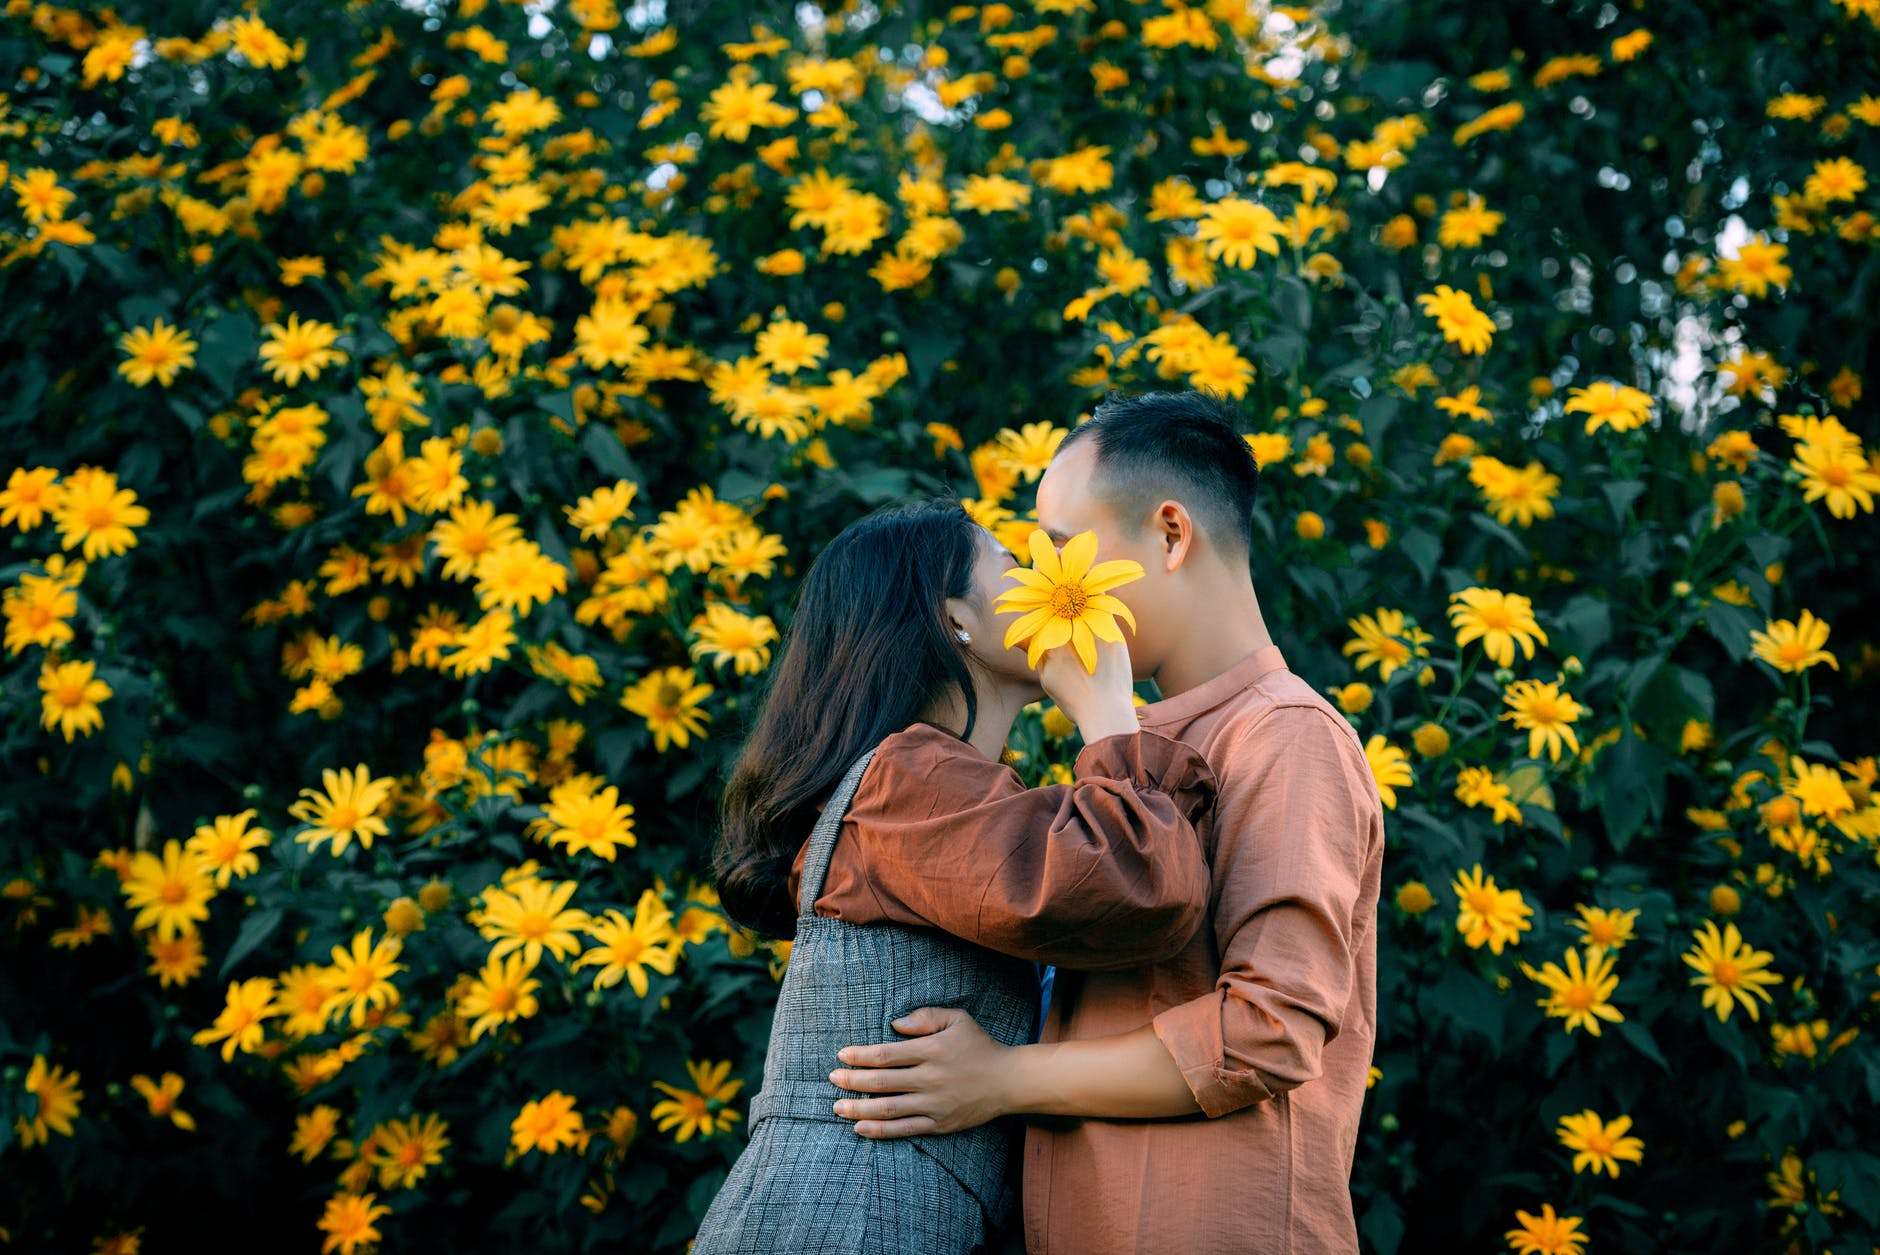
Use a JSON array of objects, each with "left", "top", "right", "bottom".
[{"left": 941, "top": 595, "right": 975, "bottom": 645}]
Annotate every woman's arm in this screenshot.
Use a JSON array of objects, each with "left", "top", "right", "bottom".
[
  {"left": 817, "top": 726, "right": 1217, "bottom": 970},
  {"left": 828, "top": 1008, "right": 1199, "bottom": 1138}
]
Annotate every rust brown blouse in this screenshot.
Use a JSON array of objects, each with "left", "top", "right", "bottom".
[{"left": 789, "top": 722, "right": 1216, "bottom": 970}]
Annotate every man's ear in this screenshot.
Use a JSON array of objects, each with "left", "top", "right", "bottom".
[{"left": 1153, "top": 501, "right": 1196, "bottom": 572}]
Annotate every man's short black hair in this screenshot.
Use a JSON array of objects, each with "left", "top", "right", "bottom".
[{"left": 1057, "top": 389, "right": 1259, "bottom": 556}]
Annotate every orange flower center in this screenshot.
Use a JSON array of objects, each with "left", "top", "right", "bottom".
[{"left": 1050, "top": 583, "right": 1090, "bottom": 619}]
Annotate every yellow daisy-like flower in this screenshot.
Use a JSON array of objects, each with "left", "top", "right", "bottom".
[
  {"left": 130, "top": 1071, "right": 196, "bottom": 1132},
  {"left": 1567, "top": 904, "right": 1639, "bottom": 956},
  {"left": 1451, "top": 863, "right": 1533, "bottom": 953},
  {"left": 1563, "top": 380, "right": 1654, "bottom": 435},
  {"left": 321, "top": 929, "right": 406, "bottom": 1029},
  {"left": 316, "top": 1192, "right": 389, "bottom": 1255},
  {"left": 1448, "top": 587, "right": 1548, "bottom": 667},
  {"left": 51, "top": 468, "right": 149, "bottom": 560},
  {"left": 688, "top": 602, "right": 780, "bottom": 676},
  {"left": 460, "top": 951, "right": 542, "bottom": 1041},
  {"left": 1682, "top": 919, "right": 1782, "bottom": 1022},
  {"left": 15, "top": 1055, "right": 83, "bottom": 1147},
  {"left": 289, "top": 764, "right": 395, "bottom": 856},
  {"left": 258, "top": 315, "right": 346, "bottom": 391},
  {"left": 621, "top": 666, "right": 714, "bottom": 752},
  {"left": 510, "top": 1091, "right": 584, "bottom": 1155},
  {"left": 995, "top": 529, "right": 1144, "bottom": 673},
  {"left": 1519, "top": 946, "right": 1624, "bottom": 1036},
  {"left": 1499, "top": 679, "right": 1584, "bottom": 762},
  {"left": 994, "top": 422, "right": 1069, "bottom": 482},
  {"left": 369, "top": 1113, "right": 449, "bottom": 1190},
  {"left": 1194, "top": 197, "right": 1283, "bottom": 268},
  {"left": 38, "top": 657, "right": 112, "bottom": 741},
  {"left": 539, "top": 780, "right": 637, "bottom": 861},
  {"left": 1362, "top": 735, "right": 1414, "bottom": 809},
  {"left": 1556, "top": 1109, "right": 1644, "bottom": 1178},
  {"left": 1469, "top": 456, "right": 1560, "bottom": 528},
  {"left": 575, "top": 889, "right": 680, "bottom": 996},
  {"left": 1790, "top": 440, "right": 1880, "bottom": 518},
  {"left": 1749, "top": 610, "right": 1837, "bottom": 674},
  {"left": 476, "top": 877, "right": 589, "bottom": 967},
  {"left": 1504, "top": 1203, "right": 1586, "bottom": 1255},
  {"left": 1416, "top": 284, "right": 1495, "bottom": 354},
  {"left": 117, "top": 318, "right": 198, "bottom": 388},
  {"left": 1341, "top": 608, "right": 1431, "bottom": 681},
  {"left": 184, "top": 809, "right": 272, "bottom": 887},
  {"left": 650, "top": 1059, "right": 744, "bottom": 1142},
  {"left": 191, "top": 976, "right": 279, "bottom": 1061}
]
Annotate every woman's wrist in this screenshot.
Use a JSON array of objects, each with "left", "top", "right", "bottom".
[
  {"left": 1075, "top": 711, "right": 1140, "bottom": 744},
  {"left": 998, "top": 1042, "right": 1054, "bottom": 1117}
]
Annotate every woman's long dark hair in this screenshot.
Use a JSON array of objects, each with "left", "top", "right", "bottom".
[{"left": 715, "top": 498, "right": 983, "bottom": 937}]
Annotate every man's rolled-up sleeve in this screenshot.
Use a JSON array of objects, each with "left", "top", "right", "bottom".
[{"left": 1150, "top": 705, "right": 1380, "bottom": 1118}]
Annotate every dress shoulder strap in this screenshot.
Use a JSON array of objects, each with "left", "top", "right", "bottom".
[{"left": 797, "top": 748, "right": 878, "bottom": 918}]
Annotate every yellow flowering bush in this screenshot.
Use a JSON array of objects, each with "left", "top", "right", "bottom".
[{"left": 2, "top": 0, "right": 1878, "bottom": 1251}]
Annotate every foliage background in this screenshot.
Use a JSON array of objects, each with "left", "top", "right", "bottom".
[{"left": 2, "top": 0, "right": 1878, "bottom": 1251}]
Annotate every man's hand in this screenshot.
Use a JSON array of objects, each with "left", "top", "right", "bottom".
[{"left": 829, "top": 1007, "right": 1014, "bottom": 1139}]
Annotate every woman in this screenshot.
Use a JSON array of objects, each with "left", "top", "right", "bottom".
[{"left": 695, "top": 499, "right": 1216, "bottom": 1254}]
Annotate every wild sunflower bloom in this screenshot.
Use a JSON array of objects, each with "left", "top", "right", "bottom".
[
  {"left": 1567, "top": 904, "right": 1639, "bottom": 956},
  {"left": 650, "top": 1059, "right": 744, "bottom": 1142},
  {"left": 753, "top": 318, "right": 829, "bottom": 375},
  {"left": 1451, "top": 864, "right": 1533, "bottom": 953},
  {"left": 477, "top": 877, "right": 589, "bottom": 967},
  {"left": 1448, "top": 587, "right": 1548, "bottom": 666},
  {"left": 192, "top": 976, "right": 279, "bottom": 1061},
  {"left": 259, "top": 314, "right": 347, "bottom": 387},
  {"left": 1555, "top": 1110, "right": 1644, "bottom": 1178},
  {"left": 50, "top": 468, "right": 149, "bottom": 559},
  {"left": 1194, "top": 197, "right": 1283, "bottom": 268},
  {"left": 1563, "top": 380, "right": 1654, "bottom": 435},
  {"left": 1682, "top": 919, "right": 1783, "bottom": 1022},
  {"left": 317, "top": 1192, "right": 390, "bottom": 1255},
  {"left": 1749, "top": 610, "right": 1837, "bottom": 673},
  {"left": 1790, "top": 440, "right": 1880, "bottom": 517},
  {"left": 689, "top": 602, "right": 780, "bottom": 675},
  {"left": 1437, "top": 193, "right": 1504, "bottom": 248},
  {"left": 1341, "top": 608, "right": 1431, "bottom": 681},
  {"left": 290, "top": 764, "right": 395, "bottom": 856},
  {"left": 15, "top": 1054, "right": 83, "bottom": 1147},
  {"left": 539, "top": 781, "right": 637, "bottom": 861},
  {"left": 322, "top": 929, "right": 406, "bottom": 1028},
  {"left": 184, "top": 809, "right": 271, "bottom": 886},
  {"left": 117, "top": 318, "right": 198, "bottom": 388},
  {"left": 1363, "top": 735, "right": 1414, "bottom": 809},
  {"left": 564, "top": 481, "right": 638, "bottom": 539},
  {"left": 511, "top": 1092, "right": 585, "bottom": 1155},
  {"left": 461, "top": 952, "right": 543, "bottom": 1041},
  {"left": 996, "top": 529, "right": 1144, "bottom": 673},
  {"left": 1416, "top": 285, "right": 1494, "bottom": 355},
  {"left": 0, "top": 466, "right": 62, "bottom": 529},
  {"left": 1503, "top": 1203, "right": 1585, "bottom": 1255},
  {"left": 130, "top": 1072, "right": 196, "bottom": 1131},
  {"left": 575, "top": 889, "right": 680, "bottom": 995},
  {"left": 995, "top": 422, "right": 1069, "bottom": 482},
  {"left": 1500, "top": 679, "right": 1584, "bottom": 762},
  {"left": 1468, "top": 456, "right": 1560, "bottom": 527},
  {"left": 621, "top": 666, "right": 714, "bottom": 751},
  {"left": 369, "top": 1113, "right": 449, "bottom": 1190},
  {"left": 121, "top": 839, "right": 215, "bottom": 939},
  {"left": 38, "top": 658, "right": 112, "bottom": 741},
  {"left": 1519, "top": 946, "right": 1624, "bottom": 1035}
]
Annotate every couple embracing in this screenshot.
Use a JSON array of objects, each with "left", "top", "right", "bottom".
[{"left": 695, "top": 390, "right": 1385, "bottom": 1255}]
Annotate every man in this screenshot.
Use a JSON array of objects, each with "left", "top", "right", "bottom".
[{"left": 827, "top": 390, "right": 1385, "bottom": 1254}]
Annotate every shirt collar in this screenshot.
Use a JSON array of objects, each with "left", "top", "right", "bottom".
[{"left": 1137, "top": 644, "right": 1289, "bottom": 728}]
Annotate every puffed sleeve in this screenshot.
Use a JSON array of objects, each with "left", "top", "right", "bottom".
[{"left": 809, "top": 724, "right": 1216, "bottom": 971}]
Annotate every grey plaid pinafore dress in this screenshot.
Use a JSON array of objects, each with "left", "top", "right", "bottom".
[{"left": 693, "top": 748, "right": 1039, "bottom": 1254}]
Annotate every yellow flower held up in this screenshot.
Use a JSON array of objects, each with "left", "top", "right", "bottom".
[{"left": 995, "top": 529, "right": 1143, "bottom": 673}]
